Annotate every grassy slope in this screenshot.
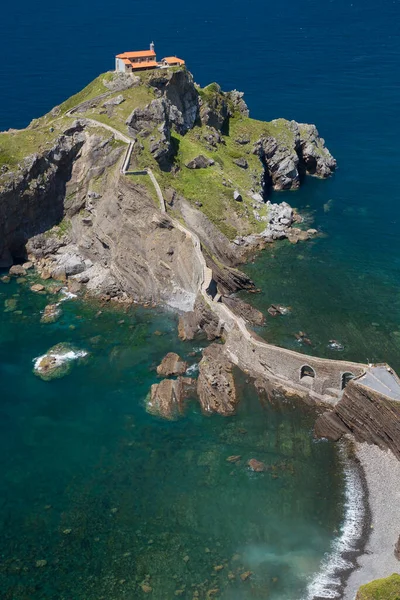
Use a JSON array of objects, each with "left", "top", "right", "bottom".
[
  {"left": 356, "top": 574, "right": 400, "bottom": 600},
  {"left": 0, "top": 69, "right": 298, "bottom": 239}
]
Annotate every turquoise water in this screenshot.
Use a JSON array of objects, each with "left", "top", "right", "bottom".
[
  {"left": 240, "top": 175, "right": 400, "bottom": 372},
  {"left": 0, "top": 278, "right": 346, "bottom": 599}
]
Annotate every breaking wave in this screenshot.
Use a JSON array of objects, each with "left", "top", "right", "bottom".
[{"left": 303, "top": 446, "right": 365, "bottom": 599}]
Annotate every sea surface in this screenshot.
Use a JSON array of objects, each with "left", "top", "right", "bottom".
[
  {"left": 0, "top": 280, "right": 351, "bottom": 599},
  {"left": 1, "top": 0, "right": 400, "bottom": 598}
]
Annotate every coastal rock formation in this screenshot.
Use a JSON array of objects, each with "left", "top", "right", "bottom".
[
  {"left": 315, "top": 376, "right": 400, "bottom": 460},
  {"left": 178, "top": 298, "right": 222, "bottom": 341},
  {"left": 148, "top": 68, "right": 199, "bottom": 134},
  {"left": 147, "top": 377, "right": 195, "bottom": 420},
  {"left": 197, "top": 343, "right": 238, "bottom": 416},
  {"left": 253, "top": 120, "right": 336, "bottom": 191},
  {"left": 126, "top": 98, "right": 173, "bottom": 166},
  {"left": 0, "top": 67, "right": 335, "bottom": 309},
  {"left": 221, "top": 296, "right": 265, "bottom": 326},
  {"left": 199, "top": 83, "right": 229, "bottom": 131},
  {"left": 33, "top": 343, "right": 88, "bottom": 381},
  {"left": 156, "top": 352, "right": 187, "bottom": 377},
  {"left": 0, "top": 123, "right": 87, "bottom": 267}
]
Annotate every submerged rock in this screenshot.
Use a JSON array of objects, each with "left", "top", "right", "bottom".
[
  {"left": 248, "top": 459, "right": 267, "bottom": 472},
  {"left": 40, "top": 303, "right": 61, "bottom": 324},
  {"left": 156, "top": 352, "right": 188, "bottom": 377},
  {"left": 197, "top": 344, "right": 238, "bottom": 416},
  {"left": 33, "top": 343, "right": 88, "bottom": 381}
]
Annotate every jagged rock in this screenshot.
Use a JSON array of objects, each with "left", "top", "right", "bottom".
[
  {"left": 233, "top": 157, "right": 248, "bottom": 169},
  {"left": 103, "top": 94, "right": 125, "bottom": 107},
  {"left": 205, "top": 255, "right": 255, "bottom": 296},
  {"left": 41, "top": 303, "right": 61, "bottom": 323},
  {"left": 314, "top": 376, "right": 400, "bottom": 459},
  {"left": 148, "top": 68, "right": 199, "bottom": 134},
  {"left": 197, "top": 344, "right": 238, "bottom": 416},
  {"left": 200, "top": 84, "right": 229, "bottom": 131},
  {"left": 233, "top": 190, "right": 242, "bottom": 202},
  {"left": 9, "top": 264, "right": 26, "bottom": 277},
  {"left": 226, "top": 90, "right": 249, "bottom": 117},
  {"left": 126, "top": 98, "right": 173, "bottom": 167},
  {"left": 203, "top": 127, "right": 223, "bottom": 147},
  {"left": 221, "top": 296, "right": 264, "bottom": 326},
  {"left": 147, "top": 377, "right": 195, "bottom": 420},
  {"left": 253, "top": 120, "right": 336, "bottom": 192},
  {"left": 156, "top": 352, "right": 188, "bottom": 377},
  {"left": 298, "top": 124, "right": 337, "bottom": 177},
  {"left": 103, "top": 72, "right": 140, "bottom": 92},
  {"left": 178, "top": 298, "right": 222, "bottom": 341},
  {"left": 186, "top": 155, "right": 215, "bottom": 169},
  {"left": 52, "top": 252, "right": 86, "bottom": 277}
]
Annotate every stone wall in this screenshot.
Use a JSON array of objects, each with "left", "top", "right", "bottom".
[{"left": 213, "top": 308, "right": 366, "bottom": 402}]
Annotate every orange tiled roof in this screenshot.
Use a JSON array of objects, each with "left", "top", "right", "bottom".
[
  {"left": 129, "top": 60, "right": 159, "bottom": 70},
  {"left": 162, "top": 56, "right": 185, "bottom": 65},
  {"left": 116, "top": 50, "right": 156, "bottom": 59}
]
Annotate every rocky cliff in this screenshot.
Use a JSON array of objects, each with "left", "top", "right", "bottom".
[
  {"left": 0, "top": 67, "right": 336, "bottom": 308},
  {"left": 315, "top": 377, "right": 400, "bottom": 459}
]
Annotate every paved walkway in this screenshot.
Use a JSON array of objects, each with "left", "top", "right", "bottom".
[{"left": 65, "top": 104, "right": 388, "bottom": 399}]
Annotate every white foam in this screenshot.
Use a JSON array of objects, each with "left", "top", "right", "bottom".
[
  {"left": 186, "top": 363, "right": 199, "bottom": 375},
  {"left": 34, "top": 349, "right": 88, "bottom": 371},
  {"left": 59, "top": 288, "right": 78, "bottom": 302},
  {"left": 303, "top": 445, "right": 365, "bottom": 599}
]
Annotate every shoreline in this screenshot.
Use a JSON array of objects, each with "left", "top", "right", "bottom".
[
  {"left": 305, "top": 439, "right": 371, "bottom": 600},
  {"left": 342, "top": 442, "right": 400, "bottom": 599}
]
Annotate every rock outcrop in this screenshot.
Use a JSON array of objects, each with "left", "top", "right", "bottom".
[
  {"left": 156, "top": 352, "right": 187, "bottom": 377},
  {"left": 148, "top": 69, "right": 199, "bottom": 134},
  {"left": 126, "top": 98, "right": 173, "bottom": 167},
  {"left": 199, "top": 84, "right": 229, "bottom": 131},
  {"left": 197, "top": 343, "right": 238, "bottom": 416},
  {"left": 0, "top": 123, "right": 87, "bottom": 267},
  {"left": 315, "top": 377, "right": 400, "bottom": 460},
  {"left": 253, "top": 120, "right": 336, "bottom": 192},
  {"left": 221, "top": 296, "right": 265, "bottom": 326},
  {"left": 178, "top": 297, "right": 222, "bottom": 341},
  {"left": 147, "top": 377, "right": 195, "bottom": 420}
]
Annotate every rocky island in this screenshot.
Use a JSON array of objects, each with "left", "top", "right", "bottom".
[{"left": 1, "top": 65, "right": 400, "bottom": 599}]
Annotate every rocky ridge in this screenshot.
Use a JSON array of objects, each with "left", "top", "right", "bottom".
[{"left": 0, "top": 67, "right": 335, "bottom": 311}]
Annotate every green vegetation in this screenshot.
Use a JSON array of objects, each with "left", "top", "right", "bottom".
[
  {"left": 59, "top": 71, "right": 115, "bottom": 113},
  {"left": 0, "top": 68, "right": 300, "bottom": 240},
  {"left": 0, "top": 116, "right": 75, "bottom": 170},
  {"left": 356, "top": 574, "right": 400, "bottom": 600}
]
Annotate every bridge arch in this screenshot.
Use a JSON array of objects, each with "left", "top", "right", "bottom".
[
  {"left": 341, "top": 372, "right": 355, "bottom": 390},
  {"left": 300, "top": 365, "right": 316, "bottom": 385}
]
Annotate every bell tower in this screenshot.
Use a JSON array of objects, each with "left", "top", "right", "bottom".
[{"left": 150, "top": 41, "right": 155, "bottom": 53}]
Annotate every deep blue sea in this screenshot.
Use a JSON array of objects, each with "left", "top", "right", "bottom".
[{"left": 1, "top": 0, "right": 399, "bottom": 598}]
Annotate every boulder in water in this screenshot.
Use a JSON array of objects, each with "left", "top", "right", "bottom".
[{"left": 33, "top": 343, "right": 88, "bottom": 381}]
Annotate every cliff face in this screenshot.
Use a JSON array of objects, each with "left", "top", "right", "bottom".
[
  {"left": 253, "top": 120, "right": 336, "bottom": 191},
  {"left": 315, "top": 378, "right": 400, "bottom": 459},
  {"left": 0, "top": 67, "right": 336, "bottom": 307},
  {"left": 0, "top": 123, "right": 86, "bottom": 266}
]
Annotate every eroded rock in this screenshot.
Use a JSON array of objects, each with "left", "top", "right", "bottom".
[
  {"left": 156, "top": 352, "right": 188, "bottom": 377},
  {"left": 147, "top": 377, "right": 195, "bottom": 420},
  {"left": 197, "top": 344, "right": 238, "bottom": 416}
]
